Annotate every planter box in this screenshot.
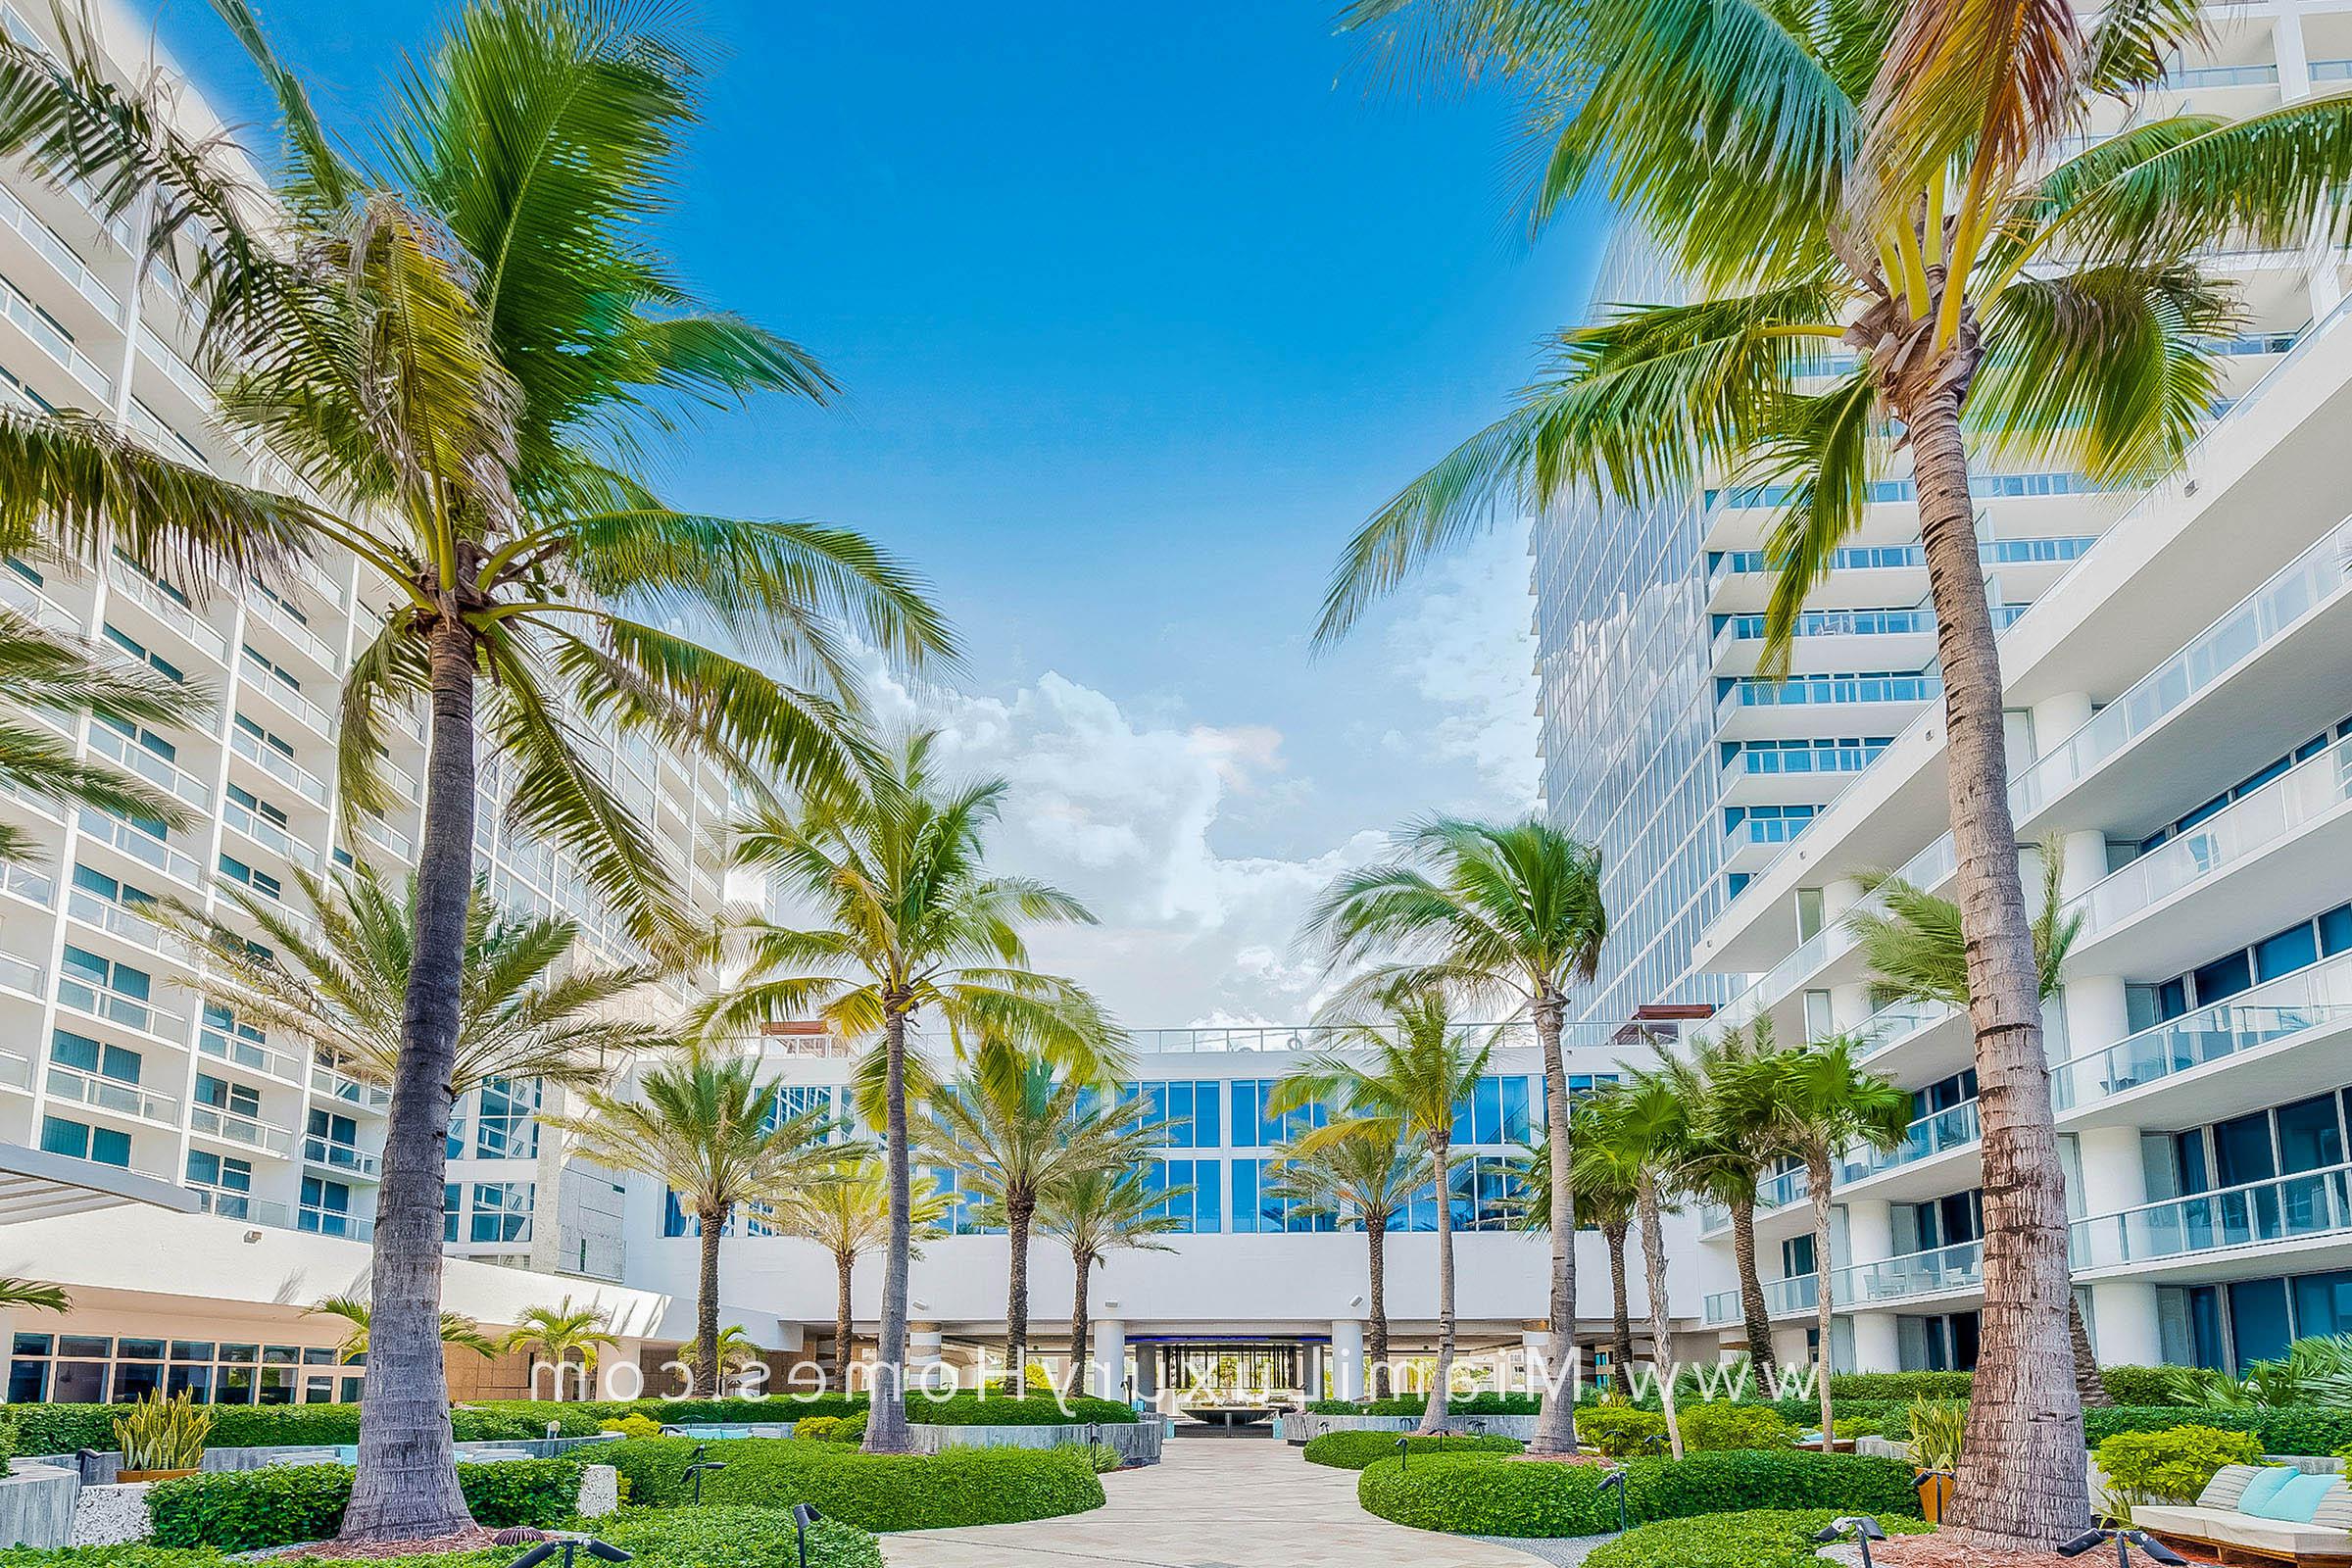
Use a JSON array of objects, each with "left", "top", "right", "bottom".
[
  {"left": 905, "top": 1421, "right": 1163, "bottom": 1467},
  {"left": 0, "top": 1464, "right": 77, "bottom": 1549},
  {"left": 1286, "top": 1411, "right": 1541, "bottom": 1446}
]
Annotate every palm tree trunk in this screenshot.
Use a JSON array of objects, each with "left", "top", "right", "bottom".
[
  {"left": 864, "top": 1006, "right": 914, "bottom": 1452},
  {"left": 694, "top": 1204, "right": 724, "bottom": 1396},
  {"left": 1526, "top": 991, "right": 1580, "bottom": 1455},
  {"left": 1809, "top": 1149, "right": 1836, "bottom": 1449},
  {"left": 833, "top": 1249, "right": 855, "bottom": 1391},
  {"left": 1422, "top": 1137, "right": 1455, "bottom": 1435},
  {"left": 2070, "top": 1295, "right": 2111, "bottom": 1407},
  {"left": 1907, "top": 384, "right": 2085, "bottom": 1548},
  {"left": 1640, "top": 1180, "right": 1681, "bottom": 1459},
  {"left": 1604, "top": 1219, "right": 1636, "bottom": 1398},
  {"left": 1730, "top": 1195, "right": 1780, "bottom": 1393},
  {"left": 1005, "top": 1195, "right": 1033, "bottom": 1385},
  {"left": 1367, "top": 1216, "right": 1391, "bottom": 1399},
  {"left": 339, "top": 612, "right": 477, "bottom": 1544},
  {"left": 1069, "top": 1250, "right": 1093, "bottom": 1396}
]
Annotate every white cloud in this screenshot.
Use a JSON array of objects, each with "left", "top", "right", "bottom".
[{"left": 1380, "top": 522, "right": 1543, "bottom": 811}]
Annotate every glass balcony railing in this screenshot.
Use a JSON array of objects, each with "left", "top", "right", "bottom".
[
  {"left": 229, "top": 724, "right": 328, "bottom": 808},
  {"left": 2073, "top": 1161, "right": 2352, "bottom": 1270},
  {"left": 1758, "top": 1165, "right": 1809, "bottom": 1211},
  {"left": 1731, "top": 744, "right": 1887, "bottom": 777},
  {"left": 237, "top": 653, "right": 332, "bottom": 737},
  {"left": 243, "top": 590, "right": 340, "bottom": 673},
  {"left": 0, "top": 1046, "right": 28, "bottom": 1090},
  {"left": 199, "top": 1025, "right": 304, "bottom": 1084},
  {"left": 2051, "top": 953, "right": 2352, "bottom": 1112},
  {"left": 310, "top": 1062, "right": 390, "bottom": 1113},
  {"left": 1715, "top": 538, "right": 2096, "bottom": 575},
  {"left": 1719, "top": 673, "right": 1944, "bottom": 726},
  {"left": 106, "top": 559, "right": 228, "bottom": 662},
  {"left": 0, "top": 272, "right": 111, "bottom": 402},
  {"left": 45, "top": 1060, "right": 172, "bottom": 1122},
  {"left": 298, "top": 1206, "right": 375, "bottom": 1242},
  {"left": 1705, "top": 1273, "right": 1819, "bottom": 1325},
  {"left": 56, "top": 970, "right": 183, "bottom": 1039},
  {"left": 84, "top": 723, "right": 212, "bottom": 813},
  {"left": 1840, "top": 1239, "right": 1985, "bottom": 1305},
  {"left": 2159, "top": 62, "right": 2278, "bottom": 88},
  {"left": 2075, "top": 733, "right": 2352, "bottom": 941},
  {"left": 0, "top": 180, "right": 122, "bottom": 324},
  {"left": 188, "top": 1103, "right": 296, "bottom": 1156},
  {"left": 66, "top": 887, "right": 167, "bottom": 951},
  {"left": 1729, "top": 815, "right": 1815, "bottom": 849},
  {"left": 0, "top": 564, "right": 79, "bottom": 638},
  {"left": 77, "top": 808, "right": 203, "bottom": 888},
  {"left": 1861, "top": 999, "right": 1955, "bottom": 1055},
  {"left": 0, "top": 950, "right": 43, "bottom": 999},
  {"left": 222, "top": 796, "right": 320, "bottom": 872},
  {"left": 1843, "top": 1100, "right": 1982, "bottom": 1184},
  {"left": 302, "top": 1136, "right": 380, "bottom": 1178},
  {"left": 189, "top": 1188, "right": 292, "bottom": 1228},
  {"left": 0, "top": 862, "right": 54, "bottom": 909}
]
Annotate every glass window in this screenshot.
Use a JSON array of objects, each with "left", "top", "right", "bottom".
[
  {"left": 2193, "top": 950, "right": 2254, "bottom": 1007},
  {"left": 2278, "top": 1096, "right": 2343, "bottom": 1177},
  {"left": 170, "top": 1342, "right": 215, "bottom": 1361},
  {"left": 469, "top": 1181, "right": 532, "bottom": 1243},
  {"left": 2229, "top": 1277, "right": 2293, "bottom": 1368},
  {"left": 6, "top": 1360, "right": 44, "bottom": 1402},
  {"left": 445, "top": 1183, "right": 462, "bottom": 1243},
  {"left": 2293, "top": 1270, "right": 2352, "bottom": 1341},
  {"left": 2322, "top": 905, "right": 2352, "bottom": 956},
  {"left": 1229, "top": 1156, "right": 1258, "bottom": 1231},
  {"left": 2255, "top": 923, "right": 2321, "bottom": 983},
  {"left": 2213, "top": 1111, "right": 2277, "bottom": 1188},
  {"left": 475, "top": 1076, "right": 541, "bottom": 1160},
  {"left": 166, "top": 1363, "right": 214, "bottom": 1400}
]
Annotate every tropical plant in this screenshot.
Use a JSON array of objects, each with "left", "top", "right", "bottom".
[
  {"left": 1300, "top": 815, "right": 1605, "bottom": 1454},
  {"left": 1581, "top": 1071, "right": 1693, "bottom": 1456},
  {"left": 1676, "top": 1024, "right": 1786, "bottom": 1390},
  {"left": 924, "top": 1038, "right": 1153, "bottom": 1380},
  {"left": 694, "top": 729, "right": 1125, "bottom": 1451},
  {"left": 173, "top": 864, "right": 670, "bottom": 1098},
  {"left": 1274, "top": 987, "right": 1494, "bottom": 1433},
  {"left": 543, "top": 1047, "right": 836, "bottom": 1398},
  {"left": 2180, "top": 1334, "right": 2352, "bottom": 1408},
  {"left": 710, "top": 1325, "right": 766, "bottom": 1387},
  {"left": 1904, "top": 1397, "right": 1969, "bottom": 1473},
  {"left": 1315, "top": 0, "right": 2352, "bottom": 1538},
  {"left": 502, "top": 1298, "right": 619, "bottom": 1401},
  {"left": 1040, "top": 1162, "right": 1188, "bottom": 1397},
  {"left": 114, "top": 1392, "right": 211, "bottom": 1473},
  {"left": 302, "top": 1295, "right": 495, "bottom": 1362},
  {"left": 0, "top": 607, "right": 214, "bottom": 860},
  {"left": 765, "top": 1153, "right": 950, "bottom": 1390},
  {"left": 0, "top": 1278, "right": 70, "bottom": 1314},
  {"left": 1526, "top": 1121, "right": 1638, "bottom": 1399},
  {"left": 1736, "top": 1038, "right": 1912, "bottom": 1448},
  {"left": 1263, "top": 1122, "right": 1430, "bottom": 1398},
  {"left": 0, "top": 0, "right": 950, "bottom": 1538}
]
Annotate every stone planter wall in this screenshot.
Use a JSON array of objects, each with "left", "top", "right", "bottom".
[
  {"left": 0, "top": 1465, "right": 77, "bottom": 1549},
  {"left": 27, "top": 1433, "right": 622, "bottom": 1485},
  {"left": 905, "top": 1421, "right": 1163, "bottom": 1466},
  {"left": 1285, "top": 1411, "right": 1541, "bottom": 1446}
]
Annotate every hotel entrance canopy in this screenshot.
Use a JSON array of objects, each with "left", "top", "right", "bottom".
[{"left": 0, "top": 1142, "right": 198, "bottom": 1225}]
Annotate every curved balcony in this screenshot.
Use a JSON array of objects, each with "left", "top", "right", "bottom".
[
  {"left": 2051, "top": 952, "right": 2352, "bottom": 1113},
  {"left": 2073, "top": 1161, "right": 2352, "bottom": 1272},
  {"left": 1703, "top": 1239, "right": 1985, "bottom": 1325}
]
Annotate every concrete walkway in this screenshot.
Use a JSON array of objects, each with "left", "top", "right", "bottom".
[{"left": 880, "top": 1437, "right": 1553, "bottom": 1568}]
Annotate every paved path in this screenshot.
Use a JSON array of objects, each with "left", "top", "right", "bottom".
[{"left": 880, "top": 1438, "right": 1555, "bottom": 1568}]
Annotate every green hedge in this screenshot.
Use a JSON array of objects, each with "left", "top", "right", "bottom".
[
  {"left": 144, "top": 1459, "right": 582, "bottom": 1550},
  {"left": 601, "top": 1438, "right": 1103, "bottom": 1530},
  {"left": 1358, "top": 1393, "right": 1542, "bottom": 1416},
  {"left": 7, "top": 1403, "right": 556, "bottom": 1455},
  {"left": 1584, "top": 1509, "right": 1933, "bottom": 1568},
  {"left": 1355, "top": 1449, "right": 1919, "bottom": 1538},
  {"left": 1301, "top": 1432, "right": 1522, "bottom": 1469},
  {"left": 0, "top": 1507, "right": 882, "bottom": 1568},
  {"left": 2099, "top": 1367, "right": 2190, "bottom": 1407},
  {"left": 1822, "top": 1372, "right": 1974, "bottom": 1401},
  {"left": 2081, "top": 1405, "right": 2352, "bottom": 1455}
]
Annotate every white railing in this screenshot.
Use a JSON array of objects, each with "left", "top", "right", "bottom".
[
  {"left": 77, "top": 808, "right": 203, "bottom": 887},
  {"left": 84, "top": 723, "right": 211, "bottom": 811},
  {"left": 310, "top": 1062, "right": 390, "bottom": 1113},
  {"left": 2074, "top": 1161, "right": 2352, "bottom": 1269},
  {"left": 65, "top": 886, "right": 167, "bottom": 951},
  {"left": 302, "top": 1136, "right": 380, "bottom": 1178},
  {"left": 0, "top": 1046, "right": 28, "bottom": 1090},
  {"left": 0, "top": 272, "right": 110, "bottom": 401},
  {"left": 0, "top": 949, "right": 43, "bottom": 998},
  {"left": 229, "top": 724, "right": 328, "bottom": 807},
  {"left": 189, "top": 1188, "right": 292, "bottom": 1227},
  {"left": 103, "top": 559, "right": 227, "bottom": 662},
  {"left": 0, "top": 862, "right": 54, "bottom": 908},
  {"left": 55, "top": 968, "right": 184, "bottom": 1039},
  {"left": 244, "top": 590, "right": 340, "bottom": 672},
  {"left": 0, "top": 180, "right": 121, "bottom": 323},
  {"left": 237, "top": 652, "right": 332, "bottom": 736},
  {"left": 2051, "top": 954, "right": 2352, "bottom": 1111},
  {"left": 222, "top": 795, "right": 320, "bottom": 872},
  {"left": 44, "top": 1059, "right": 172, "bottom": 1121},
  {"left": 188, "top": 1102, "right": 296, "bottom": 1156},
  {"left": 199, "top": 1025, "right": 304, "bottom": 1084}
]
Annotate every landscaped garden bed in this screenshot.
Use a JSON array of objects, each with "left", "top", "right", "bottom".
[
  {"left": 601, "top": 1436, "right": 1107, "bottom": 1529},
  {"left": 1354, "top": 1447, "right": 1920, "bottom": 1537}
]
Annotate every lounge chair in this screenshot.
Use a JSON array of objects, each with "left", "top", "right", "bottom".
[{"left": 2133, "top": 1462, "right": 2352, "bottom": 1567}]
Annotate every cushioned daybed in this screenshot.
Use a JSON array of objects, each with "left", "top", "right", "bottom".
[{"left": 2134, "top": 1462, "right": 2352, "bottom": 1567}]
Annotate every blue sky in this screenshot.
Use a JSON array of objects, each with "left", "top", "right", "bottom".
[{"left": 148, "top": 0, "right": 1608, "bottom": 1023}]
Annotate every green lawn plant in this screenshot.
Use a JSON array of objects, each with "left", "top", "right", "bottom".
[
  {"left": 145, "top": 1459, "right": 584, "bottom": 1550},
  {"left": 1301, "top": 1431, "right": 1523, "bottom": 1469},
  {"left": 1356, "top": 1448, "right": 1919, "bottom": 1537},
  {"left": 600, "top": 1437, "right": 1103, "bottom": 1530},
  {"left": 2094, "top": 1425, "right": 2266, "bottom": 1507},
  {"left": 1676, "top": 1401, "right": 1797, "bottom": 1452},
  {"left": 1579, "top": 1404, "right": 1668, "bottom": 1457},
  {"left": 1584, "top": 1509, "right": 1934, "bottom": 1568}
]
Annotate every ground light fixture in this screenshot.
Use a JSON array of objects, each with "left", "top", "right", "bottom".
[
  {"left": 509, "top": 1538, "right": 631, "bottom": 1568},
  {"left": 1811, "top": 1515, "right": 1888, "bottom": 1568},
  {"left": 683, "top": 1443, "right": 726, "bottom": 1503},
  {"left": 792, "top": 1504, "right": 821, "bottom": 1568},
  {"left": 1395, "top": 1435, "right": 1410, "bottom": 1470},
  {"left": 2059, "top": 1527, "right": 2190, "bottom": 1566},
  {"left": 1597, "top": 1466, "right": 1628, "bottom": 1534}
]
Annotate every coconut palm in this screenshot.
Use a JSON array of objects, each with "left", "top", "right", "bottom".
[
  {"left": 172, "top": 864, "right": 670, "bottom": 1097},
  {"left": 1675, "top": 1023, "right": 1788, "bottom": 1391},
  {"left": 923, "top": 1039, "right": 1155, "bottom": 1380},
  {"left": 1318, "top": 0, "right": 2352, "bottom": 1543},
  {"left": 1514, "top": 1130, "right": 1639, "bottom": 1397},
  {"left": 0, "top": 609, "right": 214, "bottom": 859},
  {"left": 543, "top": 1048, "right": 837, "bottom": 1400},
  {"left": 1301, "top": 816, "right": 1603, "bottom": 1452},
  {"left": 1038, "top": 1163, "right": 1189, "bottom": 1397},
  {"left": 1270, "top": 987, "right": 1494, "bottom": 1434},
  {"left": 502, "top": 1298, "right": 618, "bottom": 1400},
  {"left": 709, "top": 1324, "right": 765, "bottom": 1389},
  {"left": 303, "top": 1294, "right": 495, "bottom": 1362},
  {"left": 1581, "top": 1073, "right": 1693, "bottom": 1454},
  {"left": 1264, "top": 1123, "right": 1430, "bottom": 1399},
  {"left": 1848, "top": 843, "right": 2110, "bottom": 1408},
  {"left": 694, "top": 730, "right": 1125, "bottom": 1452},
  {"left": 0, "top": 1278, "right": 70, "bottom": 1314},
  {"left": 0, "top": 3, "right": 950, "bottom": 1537},
  {"left": 766, "top": 1154, "right": 950, "bottom": 1392},
  {"left": 1738, "top": 1037, "right": 1913, "bottom": 1446}
]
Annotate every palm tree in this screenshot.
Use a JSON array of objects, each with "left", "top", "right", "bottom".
[
  {"left": 1270, "top": 987, "right": 1493, "bottom": 1434},
  {"left": 695, "top": 730, "right": 1125, "bottom": 1452},
  {"left": 0, "top": 1278, "right": 70, "bottom": 1314},
  {"left": 766, "top": 1154, "right": 950, "bottom": 1392},
  {"left": 543, "top": 1048, "right": 836, "bottom": 1398},
  {"left": 1038, "top": 1163, "right": 1189, "bottom": 1397},
  {"left": 303, "top": 1294, "right": 495, "bottom": 1362},
  {"left": 173, "top": 864, "right": 669, "bottom": 1097},
  {"left": 710, "top": 1324, "right": 766, "bottom": 1390},
  {"left": 1676, "top": 1023, "right": 1788, "bottom": 1391},
  {"left": 1849, "top": 843, "right": 2110, "bottom": 1409},
  {"left": 0, "top": 609, "right": 213, "bottom": 860},
  {"left": 1515, "top": 1132, "right": 1637, "bottom": 1398},
  {"left": 1264, "top": 1124, "right": 1430, "bottom": 1399},
  {"left": 1317, "top": 0, "right": 2352, "bottom": 1544},
  {"left": 1739, "top": 1038, "right": 1912, "bottom": 1447},
  {"left": 1582, "top": 1073, "right": 1694, "bottom": 1454},
  {"left": 0, "top": 5, "right": 950, "bottom": 1537},
  {"left": 1301, "top": 817, "right": 1604, "bottom": 1453},
  {"left": 922, "top": 1039, "right": 1152, "bottom": 1380},
  {"left": 502, "top": 1298, "right": 618, "bottom": 1401}
]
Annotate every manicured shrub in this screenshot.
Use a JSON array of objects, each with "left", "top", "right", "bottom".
[
  {"left": 144, "top": 1458, "right": 583, "bottom": 1550},
  {"left": 600, "top": 1438, "right": 1103, "bottom": 1530},
  {"left": 2100, "top": 1366, "right": 2192, "bottom": 1407},
  {"left": 1304, "top": 1399, "right": 1361, "bottom": 1415},
  {"left": 1579, "top": 1404, "right": 1668, "bottom": 1457},
  {"left": 2082, "top": 1405, "right": 2352, "bottom": 1456},
  {"left": 793, "top": 1415, "right": 850, "bottom": 1442},
  {"left": 907, "top": 1393, "right": 1133, "bottom": 1426},
  {"left": 0, "top": 1415, "right": 16, "bottom": 1470},
  {"left": 1301, "top": 1431, "right": 1522, "bottom": 1469},
  {"left": 2095, "top": 1425, "right": 2267, "bottom": 1505},
  {"left": 1823, "top": 1372, "right": 1974, "bottom": 1401},
  {"left": 601, "top": 1413, "right": 664, "bottom": 1440},
  {"left": 1676, "top": 1401, "right": 1796, "bottom": 1452},
  {"left": 600, "top": 1506, "right": 884, "bottom": 1568},
  {"left": 1355, "top": 1449, "right": 1920, "bottom": 1537},
  {"left": 1360, "top": 1392, "right": 1541, "bottom": 1416},
  {"left": 1584, "top": 1508, "right": 1932, "bottom": 1568}
]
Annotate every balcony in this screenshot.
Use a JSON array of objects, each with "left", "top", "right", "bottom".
[
  {"left": 0, "top": 178, "right": 122, "bottom": 326},
  {"left": 0, "top": 559, "right": 81, "bottom": 638},
  {"left": 84, "top": 723, "right": 212, "bottom": 814},
  {"left": 0, "top": 271, "right": 111, "bottom": 404},
  {"left": 66, "top": 887, "right": 171, "bottom": 953},
  {"left": 229, "top": 723, "right": 328, "bottom": 808},
  {"left": 237, "top": 652, "right": 332, "bottom": 738},
  {"left": 1707, "top": 1239, "right": 1988, "bottom": 1324},
  {"left": 45, "top": 1060, "right": 174, "bottom": 1124},
  {"left": 0, "top": 950, "right": 43, "bottom": 1000},
  {"left": 1842, "top": 1100, "right": 1982, "bottom": 1186},
  {"left": 1705, "top": 1273, "right": 1818, "bottom": 1325},
  {"left": 222, "top": 796, "right": 321, "bottom": 872},
  {"left": 243, "top": 588, "right": 341, "bottom": 674},
  {"left": 303, "top": 1136, "right": 380, "bottom": 1180},
  {"left": 76, "top": 808, "right": 203, "bottom": 890},
  {"left": 55, "top": 970, "right": 183, "bottom": 1042},
  {"left": 188, "top": 1103, "right": 296, "bottom": 1157},
  {"left": 199, "top": 1025, "right": 305, "bottom": 1086},
  {"left": 105, "top": 559, "right": 227, "bottom": 664},
  {"left": 2051, "top": 952, "right": 2352, "bottom": 1114},
  {"left": 2073, "top": 1162, "right": 2352, "bottom": 1272},
  {"left": 311, "top": 1062, "right": 390, "bottom": 1114},
  {"left": 189, "top": 1188, "right": 293, "bottom": 1228},
  {"left": 0, "top": 862, "right": 54, "bottom": 910},
  {"left": 298, "top": 1206, "right": 375, "bottom": 1242},
  {"left": 0, "top": 1045, "right": 29, "bottom": 1091}
]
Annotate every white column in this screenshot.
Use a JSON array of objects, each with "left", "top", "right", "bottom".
[
  {"left": 1821, "top": 877, "right": 1866, "bottom": 923},
  {"left": 1840, "top": 1199, "right": 1899, "bottom": 1372},
  {"left": 2061, "top": 975, "right": 2130, "bottom": 1060},
  {"left": 1330, "top": 1319, "right": 1365, "bottom": 1401},
  {"left": 907, "top": 1326, "right": 945, "bottom": 1392},
  {"left": 2030, "top": 692, "right": 2094, "bottom": 761},
  {"left": 1849, "top": 1314, "right": 1900, "bottom": 1374},
  {"left": 1091, "top": 1318, "right": 1126, "bottom": 1401},
  {"left": 1305, "top": 1346, "right": 1324, "bottom": 1400}
]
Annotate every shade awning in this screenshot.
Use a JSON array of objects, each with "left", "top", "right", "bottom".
[{"left": 0, "top": 1141, "right": 198, "bottom": 1224}]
